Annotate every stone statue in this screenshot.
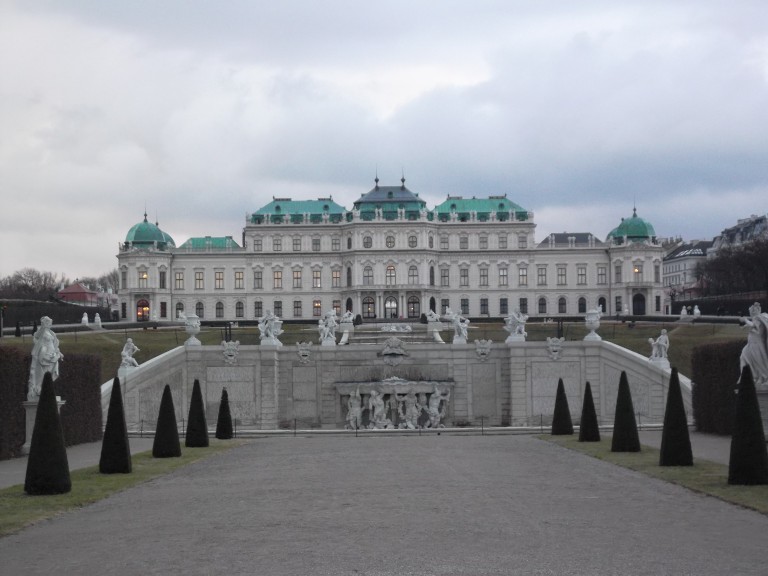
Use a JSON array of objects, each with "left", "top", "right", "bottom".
[
  {"left": 258, "top": 309, "right": 283, "bottom": 345},
  {"left": 94, "top": 313, "right": 102, "bottom": 329},
  {"left": 426, "top": 309, "right": 440, "bottom": 322},
  {"left": 648, "top": 329, "right": 669, "bottom": 360},
  {"left": 81, "top": 312, "right": 89, "bottom": 325},
  {"left": 27, "top": 316, "right": 63, "bottom": 401},
  {"left": 693, "top": 305, "right": 701, "bottom": 318},
  {"left": 680, "top": 306, "right": 688, "bottom": 317},
  {"left": 504, "top": 308, "right": 528, "bottom": 342},
  {"left": 120, "top": 338, "right": 140, "bottom": 367},
  {"left": 740, "top": 302, "right": 768, "bottom": 387},
  {"left": 367, "top": 389, "right": 392, "bottom": 429},
  {"left": 318, "top": 309, "right": 338, "bottom": 345},
  {"left": 444, "top": 308, "right": 469, "bottom": 343},
  {"left": 341, "top": 310, "right": 355, "bottom": 324},
  {"left": 346, "top": 386, "right": 362, "bottom": 429},
  {"left": 584, "top": 307, "right": 602, "bottom": 341},
  {"left": 425, "top": 384, "right": 450, "bottom": 428},
  {"left": 396, "top": 389, "right": 422, "bottom": 429}
]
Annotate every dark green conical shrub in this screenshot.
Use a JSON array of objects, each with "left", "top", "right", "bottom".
[
  {"left": 215, "top": 387, "right": 234, "bottom": 440},
  {"left": 728, "top": 365, "right": 768, "bottom": 485},
  {"left": 551, "top": 378, "right": 574, "bottom": 435},
  {"left": 659, "top": 368, "right": 693, "bottom": 466},
  {"left": 24, "top": 373, "right": 71, "bottom": 494},
  {"left": 578, "top": 381, "right": 600, "bottom": 442},
  {"left": 611, "top": 371, "right": 641, "bottom": 452},
  {"left": 100, "top": 377, "right": 132, "bottom": 474},
  {"left": 153, "top": 384, "right": 181, "bottom": 458},
  {"left": 185, "top": 379, "right": 209, "bottom": 448}
]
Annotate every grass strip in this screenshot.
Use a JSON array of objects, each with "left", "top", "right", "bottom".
[
  {"left": 544, "top": 435, "right": 768, "bottom": 515},
  {"left": 0, "top": 439, "right": 246, "bottom": 536}
]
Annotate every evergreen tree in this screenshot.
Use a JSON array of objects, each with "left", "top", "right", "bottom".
[
  {"left": 551, "top": 378, "right": 574, "bottom": 435},
  {"left": 728, "top": 365, "right": 768, "bottom": 485},
  {"left": 578, "top": 381, "right": 601, "bottom": 442},
  {"left": 152, "top": 384, "right": 181, "bottom": 458},
  {"left": 185, "top": 379, "right": 209, "bottom": 447},
  {"left": 215, "top": 387, "right": 234, "bottom": 440},
  {"left": 659, "top": 368, "right": 693, "bottom": 466},
  {"left": 611, "top": 371, "right": 641, "bottom": 452},
  {"left": 24, "top": 373, "right": 71, "bottom": 494},
  {"left": 99, "top": 376, "right": 132, "bottom": 474}
]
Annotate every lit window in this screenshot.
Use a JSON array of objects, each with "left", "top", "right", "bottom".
[
  {"left": 273, "top": 271, "right": 282, "bottom": 289},
  {"left": 313, "top": 270, "right": 321, "bottom": 288},
  {"left": 215, "top": 271, "right": 224, "bottom": 290},
  {"left": 234, "top": 271, "right": 244, "bottom": 289},
  {"left": 499, "top": 268, "right": 508, "bottom": 286}
]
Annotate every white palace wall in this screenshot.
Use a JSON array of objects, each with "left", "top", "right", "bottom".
[{"left": 103, "top": 340, "right": 691, "bottom": 431}]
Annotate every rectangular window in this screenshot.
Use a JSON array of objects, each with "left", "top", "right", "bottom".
[
  {"left": 479, "top": 268, "right": 488, "bottom": 286},
  {"left": 274, "top": 301, "right": 282, "bottom": 317},
  {"left": 440, "top": 236, "right": 449, "bottom": 250},
  {"left": 460, "top": 298, "right": 469, "bottom": 315},
  {"left": 195, "top": 271, "right": 204, "bottom": 290},
  {"left": 615, "top": 296, "right": 622, "bottom": 314},
  {"left": 654, "top": 264, "right": 660, "bottom": 283},
  {"left": 159, "top": 271, "right": 166, "bottom": 289},
  {"left": 519, "top": 268, "right": 528, "bottom": 286},
  {"left": 499, "top": 268, "right": 508, "bottom": 287},
  {"left": 460, "top": 268, "right": 469, "bottom": 287},
  {"left": 333, "top": 300, "right": 341, "bottom": 316},
  {"left": 577, "top": 266, "right": 587, "bottom": 285},
  {"left": 518, "top": 234, "right": 528, "bottom": 249},
  {"left": 293, "top": 238, "right": 301, "bottom": 251},
  {"left": 557, "top": 267, "right": 566, "bottom": 286},
  {"left": 332, "top": 237, "right": 340, "bottom": 251},
  {"left": 519, "top": 297, "right": 528, "bottom": 314},
  {"left": 254, "top": 301, "right": 262, "bottom": 318},
  {"left": 537, "top": 267, "right": 547, "bottom": 286},
  {"left": 273, "top": 271, "right": 282, "bottom": 289},
  {"left": 138, "top": 271, "right": 148, "bottom": 288},
  {"left": 440, "top": 268, "right": 449, "bottom": 287},
  {"left": 273, "top": 237, "right": 282, "bottom": 251},
  {"left": 234, "top": 271, "right": 244, "bottom": 289},
  {"left": 634, "top": 263, "right": 643, "bottom": 282},
  {"left": 539, "top": 298, "right": 547, "bottom": 314},
  {"left": 597, "top": 266, "right": 607, "bottom": 285},
  {"left": 332, "top": 270, "right": 340, "bottom": 288},
  {"left": 460, "top": 237, "right": 468, "bottom": 250},
  {"left": 441, "top": 299, "right": 450, "bottom": 315},
  {"left": 312, "top": 238, "right": 321, "bottom": 251},
  {"left": 121, "top": 302, "right": 127, "bottom": 319},
  {"left": 558, "top": 298, "right": 567, "bottom": 314},
  {"left": 498, "top": 234, "right": 507, "bottom": 249},
  {"left": 160, "top": 302, "right": 167, "bottom": 318},
  {"left": 500, "top": 297, "right": 508, "bottom": 315},
  {"left": 293, "top": 270, "right": 302, "bottom": 289},
  {"left": 215, "top": 271, "right": 224, "bottom": 290},
  {"left": 655, "top": 295, "right": 661, "bottom": 312},
  {"left": 615, "top": 264, "right": 622, "bottom": 283},
  {"left": 313, "top": 300, "right": 322, "bottom": 316},
  {"left": 175, "top": 272, "right": 184, "bottom": 290},
  {"left": 253, "top": 238, "right": 262, "bottom": 252},
  {"left": 254, "top": 270, "right": 263, "bottom": 289},
  {"left": 294, "top": 300, "right": 302, "bottom": 317},
  {"left": 313, "top": 270, "right": 322, "bottom": 289},
  {"left": 121, "top": 270, "right": 127, "bottom": 289},
  {"left": 479, "top": 236, "right": 488, "bottom": 250},
  {"left": 480, "top": 298, "right": 489, "bottom": 315}
]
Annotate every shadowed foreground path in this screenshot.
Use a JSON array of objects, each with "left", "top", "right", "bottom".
[{"left": 1, "top": 435, "right": 766, "bottom": 576}]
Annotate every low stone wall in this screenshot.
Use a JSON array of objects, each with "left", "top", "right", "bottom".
[{"left": 101, "top": 339, "right": 691, "bottom": 431}]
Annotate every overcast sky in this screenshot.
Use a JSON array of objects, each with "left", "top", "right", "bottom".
[{"left": 2, "top": 1, "right": 767, "bottom": 280}]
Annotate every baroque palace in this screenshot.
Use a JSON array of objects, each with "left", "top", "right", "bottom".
[{"left": 117, "top": 178, "right": 664, "bottom": 323}]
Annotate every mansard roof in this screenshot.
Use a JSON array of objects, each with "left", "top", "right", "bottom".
[
  {"left": 250, "top": 197, "right": 346, "bottom": 224},
  {"left": 178, "top": 236, "right": 241, "bottom": 250},
  {"left": 433, "top": 195, "right": 528, "bottom": 222},
  {"left": 536, "top": 232, "right": 604, "bottom": 248},
  {"left": 664, "top": 240, "right": 713, "bottom": 261}
]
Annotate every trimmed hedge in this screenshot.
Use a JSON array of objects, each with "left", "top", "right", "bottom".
[
  {"left": 691, "top": 340, "right": 744, "bottom": 435},
  {"left": 551, "top": 379, "right": 574, "bottom": 435},
  {"left": 0, "top": 347, "right": 29, "bottom": 459}
]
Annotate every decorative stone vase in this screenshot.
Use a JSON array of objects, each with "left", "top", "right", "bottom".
[
  {"left": 583, "top": 309, "right": 602, "bottom": 341},
  {"left": 184, "top": 313, "right": 202, "bottom": 346}
]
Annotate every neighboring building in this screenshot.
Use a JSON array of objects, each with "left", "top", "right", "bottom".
[
  {"left": 117, "top": 180, "right": 665, "bottom": 323},
  {"left": 709, "top": 213, "right": 768, "bottom": 258},
  {"left": 57, "top": 282, "right": 100, "bottom": 307},
  {"left": 662, "top": 240, "right": 713, "bottom": 313}
]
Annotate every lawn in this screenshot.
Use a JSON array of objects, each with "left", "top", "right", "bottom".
[{"left": 545, "top": 435, "right": 768, "bottom": 515}]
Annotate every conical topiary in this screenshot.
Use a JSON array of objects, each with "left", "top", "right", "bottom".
[
  {"left": 728, "top": 365, "right": 768, "bottom": 485},
  {"left": 551, "top": 378, "right": 574, "bottom": 435},
  {"left": 152, "top": 384, "right": 181, "bottom": 458},
  {"left": 659, "top": 367, "right": 693, "bottom": 466},
  {"left": 578, "top": 381, "right": 601, "bottom": 442},
  {"left": 24, "top": 372, "right": 71, "bottom": 494},
  {"left": 611, "top": 371, "right": 641, "bottom": 452},
  {"left": 185, "top": 379, "right": 209, "bottom": 448},
  {"left": 100, "top": 377, "right": 132, "bottom": 474},
  {"left": 215, "top": 387, "right": 234, "bottom": 440}
]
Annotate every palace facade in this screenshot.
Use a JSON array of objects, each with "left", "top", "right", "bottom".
[{"left": 117, "top": 179, "right": 665, "bottom": 323}]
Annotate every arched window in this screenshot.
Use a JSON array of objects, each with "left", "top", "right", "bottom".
[
  {"left": 216, "top": 301, "right": 224, "bottom": 318},
  {"left": 429, "top": 235, "right": 434, "bottom": 248},
  {"left": 385, "top": 266, "right": 396, "bottom": 285},
  {"left": 429, "top": 266, "right": 435, "bottom": 286},
  {"left": 363, "top": 296, "right": 375, "bottom": 318},
  {"left": 363, "top": 236, "right": 372, "bottom": 248},
  {"left": 408, "top": 266, "right": 418, "bottom": 284},
  {"left": 196, "top": 302, "right": 205, "bottom": 318},
  {"left": 346, "top": 267, "right": 352, "bottom": 287},
  {"left": 175, "top": 302, "right": 184, "bottom": 319},
  {"left": 363, "top": 266, "right": 373, "bottom": 285},
  {"left": 598, "top": 297, "right": 607, "bottom": 314},
  {"left": 578, "top": 297, "right": 587, "bottom": 314},
  {"left": 407, "top": 296, "right": 420, "bottom": 318},
  {"left": 347, "top": 237, "right": 352, "bottom": 249},
  {"left": 385, "top": 296, "right": 398, "bottom": 318},
  {"left": 538, "top": 297, "right": 547, "bottom": 314},
  {"left": 235, "top": 301, "right": 244, "bottom": 318},
  {"left": 558, "top": 297, "right": 567, "bottom": 314}
]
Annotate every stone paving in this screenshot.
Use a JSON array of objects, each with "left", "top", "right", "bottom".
[{"left": 1, "top": 433, "right": 766, "bottom": 575}]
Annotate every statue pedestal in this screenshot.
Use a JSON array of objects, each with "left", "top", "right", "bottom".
[
  {"left": 22, "top": 397, "right": 66, "bottom": 455},
  {"left": 259, "top": 337, "right": 283, "bottom": 347},
  {"left": 650, "top": 357, "right": 670, "bottom": 370},
  {"left": 452, "top": 336, "right": 467, "bottom": 345},
  {"left": 321, "top": 338, "right": 336, "bottom": 347},
  {"left": 117, "top": 365, "right": 138, "bottom": 380},
  {"left": 505, "top": 334, "right": 526, "bottom": 344},
  {"left": 583, "top": 330, "right": 602, "bottom": 341},
  {"left": 185, "top": 336, "right": 201, "bottom": 346}
]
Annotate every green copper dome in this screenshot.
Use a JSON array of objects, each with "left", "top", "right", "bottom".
[
  {"left": 607, "top": 208, "right": 656, "bottom": 243},
  {"left": 125, "top": 214, "right": 176, "bottom": 250}
]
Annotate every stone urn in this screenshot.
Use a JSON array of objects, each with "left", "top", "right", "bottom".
[
  {"left": 583, "top": 308, "right": 602, "bottom": 341},
  {"left": 184, "top": 313, "right": 202, "bottom": 346}
]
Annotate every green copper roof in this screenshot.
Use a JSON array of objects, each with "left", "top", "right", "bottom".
[
  {"left": 433, "top": 195, "right": 528, "bottom": 222},
  {"left": 607, "top": 208, "right": 657, "bottom": 242},
  {"left": 178, "top": 236, "right": 241, "bottom": 250},
  {"left": 125, "top": 214, "right": 175, "bottom": 249},
  {"left": 251, "top": 197, "right": 346, "bottom": 224}
]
